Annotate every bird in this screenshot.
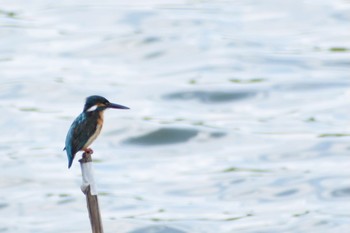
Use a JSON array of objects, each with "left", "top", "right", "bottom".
[{"left": 64, "top": 95, "right": 129, "bottom": 168}]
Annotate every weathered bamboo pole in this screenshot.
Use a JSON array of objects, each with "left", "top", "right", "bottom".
[{"left": 79, "top": 152, "right": 104, "bottom": 233}]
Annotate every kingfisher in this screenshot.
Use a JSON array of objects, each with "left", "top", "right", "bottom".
[{"left": 64, "top": 95, "right": 129, "bottom": 168}]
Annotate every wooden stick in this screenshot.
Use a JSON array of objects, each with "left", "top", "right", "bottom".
[{"left": 79, "top": 152, "right": 104, "bottom": 233}]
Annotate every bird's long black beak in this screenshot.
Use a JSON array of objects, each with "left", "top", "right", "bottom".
[{"left": 107, "top": 102, "right": 129, "bottom": 110}]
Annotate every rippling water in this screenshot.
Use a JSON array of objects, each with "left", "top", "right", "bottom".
[{"left": 1, "top": 1, "right": 350, "bottom": 232}]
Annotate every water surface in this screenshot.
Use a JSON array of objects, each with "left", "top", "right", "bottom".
[{"left": 1, "top": 0, "right": 350, "bottom": 232}]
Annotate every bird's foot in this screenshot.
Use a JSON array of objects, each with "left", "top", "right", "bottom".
[{"left": 84, "top": 148, "right": 94, "bottom": 155}]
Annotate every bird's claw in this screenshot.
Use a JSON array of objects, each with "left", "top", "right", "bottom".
[{"left": 84, "top": 148, "right": 94, "bottom": 155}]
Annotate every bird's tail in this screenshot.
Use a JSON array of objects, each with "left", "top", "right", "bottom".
[
  {"left": 68, "top": 156, "right": 74, "bottom": 168},
  {"left": 68, "top": 158, "right": 74, "bottom": 169},
  {"left": 67, "top": 151, "right": 74, "bottom": 169}
]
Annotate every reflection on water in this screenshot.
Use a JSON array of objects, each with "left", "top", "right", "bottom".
[
  {"left": 124, "top": 128, "right": 199, "bottom": 145},
  {"left": 332, "top": 187, "right": 350, "bottom": 198},
  {"left": 164, "top": 90, "right": 256, "bottom": 103},
  {"left": 1, "top": 0, "right": 350, "bottom": 233},
  {"left": 130, "top": 226, "right": 186, "bottom": 233}
]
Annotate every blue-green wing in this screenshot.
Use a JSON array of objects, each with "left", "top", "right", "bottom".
[{"left": 65, "top": 112, "right": 97, "bottom": 168}]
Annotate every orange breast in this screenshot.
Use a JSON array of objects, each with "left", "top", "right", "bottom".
[{"left": 82, "top": 111, "right": 104, "bottom": 149}]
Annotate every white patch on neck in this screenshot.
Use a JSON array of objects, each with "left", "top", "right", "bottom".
[{"left": 87, "top": 105, "right": 98, "bottom": 112}]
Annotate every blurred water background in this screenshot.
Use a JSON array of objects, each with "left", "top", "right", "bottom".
[{"left": 1, "top": 0, "right": 350, "bottom": 232}]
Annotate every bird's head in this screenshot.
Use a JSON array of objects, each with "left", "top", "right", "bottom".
[{"left": 83, "top": 95, "right": 129, "bottom": 112}]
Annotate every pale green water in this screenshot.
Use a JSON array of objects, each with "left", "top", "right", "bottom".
[{"left": 1, "top": 1, "right": 350, "bottom": 233}]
